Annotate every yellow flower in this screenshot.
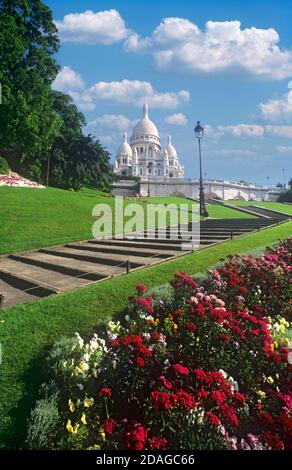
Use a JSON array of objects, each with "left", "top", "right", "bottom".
[
  {"left": 68, "top": 399, "right": 75, "bottom": 413},
  {"left": 172, "top": 322, "right": 178, "bottom": 331},
  {"left": 273, "top": 341, "right": 279, "bottom": 349},
  {"left": 66, "top": 419, "right": 79, "bottom": 436},
  {"left": 99, "top": 428, "right": 106, "bottom": 442},
  {"left": 81, "top": 413, "right": 87, "bottom": 425},
  {"left": 84, "top": 397, "right": 94, "bottom": 408},
  {"left": 267, "top": 376, "right": 274, "bottom": 385},
  {"left": 256, "top": 390, "right": 266, "bottom": 399},
  {"left": 66, "top": 419, "right": 73, "bottom": 434},
  {"left": 87, "top": 444, "right": 101, "bottom": 450},
  {"left": 275, "top": 373, "right": 279, "bottom": 379}
]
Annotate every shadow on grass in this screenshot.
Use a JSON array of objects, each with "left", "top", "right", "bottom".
[{"left": 5, "top": 349, "right": 49, "bottom": 449}]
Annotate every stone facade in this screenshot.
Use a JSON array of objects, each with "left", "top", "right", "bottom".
[{"left": 114, "top": 104, "right": 184, "bottom": 178}]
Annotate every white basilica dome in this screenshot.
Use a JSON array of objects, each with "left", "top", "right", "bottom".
[
  {"left": 116, "top": 131, "right": 132, "bottom": 157},
  {"left": 131, "top": 103, "right": 159, "bottom": 140},
  {"left": 166, "top": 134, "right": 177, "bottom": 159}
]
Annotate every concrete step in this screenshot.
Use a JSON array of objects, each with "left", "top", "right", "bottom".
[
  {"left": 0, "top": 269, "right": 56, "bottom": 307},
  {"left": 9, "top": 253, "right": 127, "bottom": 280},
  {"left": 244, "top": 206, "right": 289, "bottom": 220},
  {"left": 0, "top": 258, "right": 93, "bottom": 292},
  {"left": 88, "top": 239, "right": 183, "bottom": 252},
  {"left": 40, "top": 247, "right": 144, "bottom": 269}
]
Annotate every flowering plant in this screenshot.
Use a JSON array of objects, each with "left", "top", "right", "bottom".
[{"left": 27, "top": 239, "right": 292, "bottom": 450}]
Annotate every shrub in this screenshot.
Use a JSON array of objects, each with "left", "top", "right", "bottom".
[
  {"left": 0, "top": 156, "right": 9, "bottom": 175},
  {"left": 27, "top": 385, "right": 60, "bottom": 449}
]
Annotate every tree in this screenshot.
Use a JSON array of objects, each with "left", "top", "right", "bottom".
[
  {"left": 0, "top": 0, "right": 60, "bottom": 178},
  {"left": 288, "top": 178, "right": 292, "bottom": 189},
  {"left": 48, "top": 92, "right": 113, "bottom": 191}
]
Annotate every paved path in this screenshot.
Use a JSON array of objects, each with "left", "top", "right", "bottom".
[{"left": 0, "top": 208, "right": 289, "bottom": 308}]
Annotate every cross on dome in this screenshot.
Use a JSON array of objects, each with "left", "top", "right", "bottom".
[{"left": 143, "top": 103, "right": 149, "bottom": 118}]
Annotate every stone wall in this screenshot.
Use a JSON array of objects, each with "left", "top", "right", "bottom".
[{"left": 129, "top": 178, "right": 282, "bottom": 201}]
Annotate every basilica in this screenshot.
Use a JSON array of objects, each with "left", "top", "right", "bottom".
[{"left": 114, "top": 103, "right": 184, "bottom": 178}]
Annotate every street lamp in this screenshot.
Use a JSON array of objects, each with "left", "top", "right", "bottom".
[
  {"left": 194, "top": 121, "right": 208, "bottom": 218},
  {"left": 147, "top": 161, "right": 152, "bottom": 196},
  {"left": 266, "top": 176, "right": 270, "bottom": 188},
  {"left": 282, "top": 168, "right": 286, "bottom": 188}
]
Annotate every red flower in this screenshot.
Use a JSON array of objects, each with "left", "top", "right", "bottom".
[
  {"left": 206, "top": 412, "right": 221, "bottom": 427},
  {"left": 210, "top": 391, "right": 226, "bottom": 406},
  {"left": 176, "top": 390, "right": 197, "bottom": 410},
  {"left": 149, "top": 436, "right": 168, "bottom": 450},
  {"left": 131, "top": 296, "right": 154, "bottom": 314},
  {"left": 125, "top": 423, "right": 148, "bottom": 450},
  {"left": 193, "top": 369, "right": 208, "bottom": 383},
  {"left": 173, "top": 363, "right": 189, "bottom": 375},
  {"left": 99, "top": 387, "right": 112, "bottom": 398},
  {"left": 137, "top": 344, "right": 152, "bottom": 357},
  {"left": 219, "top": 403, "right": 239, "bottom": 428},
  {"left": 217, "top": 333, "right": 231, "bottom": 343},
  {"left": 232, "top": 392, "right": 246, "bottom": 407},
  {"left": 262, "top": 431, "right": 284, "bottom": 450},
  {"left": 191, "top": 303, "right": 206, "bottom": 318},
  {"left": 136, "top": 284, "right": 147, "bottom": 294},
  {"left": 173, "top": 309, "right": 184, "bottom": 317},
  {"left": 185, "top": 322, "right": 197, "bottom": 333},
  {"left": 151, "top": 391, "right": 175, "bottom": 411},
  {"left": 258, "top": 411, "right": 274, "bottom": 425},
  {"left": 103, "top": 418, "right": 117, "bottom": 436},
  {"left": 135, "top": 356, "right": 145, "bottom": 367},
  {"left": 238, "top": 286, "right": 248, "bottom": 295},
  {"left": 159, "top": 376, "right": 173, "bottom": 389}
]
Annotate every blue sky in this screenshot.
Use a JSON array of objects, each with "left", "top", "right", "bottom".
[{"left": 47, "top": 0, "right": 292, "bottom": 185}]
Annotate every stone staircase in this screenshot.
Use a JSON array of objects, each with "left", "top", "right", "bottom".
[{"left": 0, "top": 208, "right": 290, "bottom": 309}]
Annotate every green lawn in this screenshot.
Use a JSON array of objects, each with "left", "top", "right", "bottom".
[
  {"left": 0, "top": 221, "right": 291, "bottom": 449},
  {"left": 0, "top": 188, "right": 255, "bottom": 255},
  {"left": 228, "top": 200, "right": 292, "bottom": 215}
]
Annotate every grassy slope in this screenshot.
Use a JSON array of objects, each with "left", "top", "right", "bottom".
[
  {"left": 0, "top": 221, "right": 291, "bottom": 449},
  {"left": 0, "top": 188, "right": 255, "bottom": 255},
  {"left": 228, "top": 200, "right": 292, "bottom": 215}
]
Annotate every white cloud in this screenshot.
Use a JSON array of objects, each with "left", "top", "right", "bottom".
[
  {"left": 218, "top": 124, "right": 265, "bottom": 137},
  {"left": 52, "top": 66, "right": 84, "bottom": 92},
  {"left": 89, "top": 79, "right": 190, "bottom": 108},
  {"left": 67, "top": 91, "right": 96, "bottom": 111},
  {"left": 86, "top": 114, "right": 137, "bottom": 133},
  {"left": 52, "top": 69, "right": 189, "bottom": 111},
  {"left": 55, "top": 9, "right": 129, "bottom": 45},
  {"left": 210, "top": 148, "right": 257, "bottom": 157},
  {"left": 259, "top": 94, "right": 292, "bottom": 121},
  {"left": 164, "top": 112, "right": 188, "bottom": 126},
  {"left": 125, "top": 18, "right": 292, "bottom": 80},
  {"left": 276, "top": 145, "right": 292, "bottom": 153},
  {"left": 205, "top": 123, "right": 292, "bottom": 139},
  {"left": 265, "top": 125, "right": 292, "bottom": 138}
]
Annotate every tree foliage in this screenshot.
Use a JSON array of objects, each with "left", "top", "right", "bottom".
[{"left": 0, "top": 1, "right": 113, "bottom": 189}]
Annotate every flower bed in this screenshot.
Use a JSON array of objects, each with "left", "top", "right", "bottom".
[
  {"left": 0, "top": 174, "right": 45, "bottom": 188},
  {"left": 27, "top": 239, "right": 292, "bottom": 450}
]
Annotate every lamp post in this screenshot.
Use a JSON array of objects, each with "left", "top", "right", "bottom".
[
  {"left": 194, "top": 121, "right": 208, "bottom": 218},
  {"left": 147, "top": 161, "right": 152, "bottom": 196},
  {"left": 282, "top": 168, "right": 286, "bottom": 188}
]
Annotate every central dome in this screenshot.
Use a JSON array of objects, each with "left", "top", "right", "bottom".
[{"left": 131, "top": 103, "right": 159, "bottom": 139}]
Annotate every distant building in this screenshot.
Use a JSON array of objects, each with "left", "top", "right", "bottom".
[{"left": 114, "top": 103, "right": 184, "bottom": 178}]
